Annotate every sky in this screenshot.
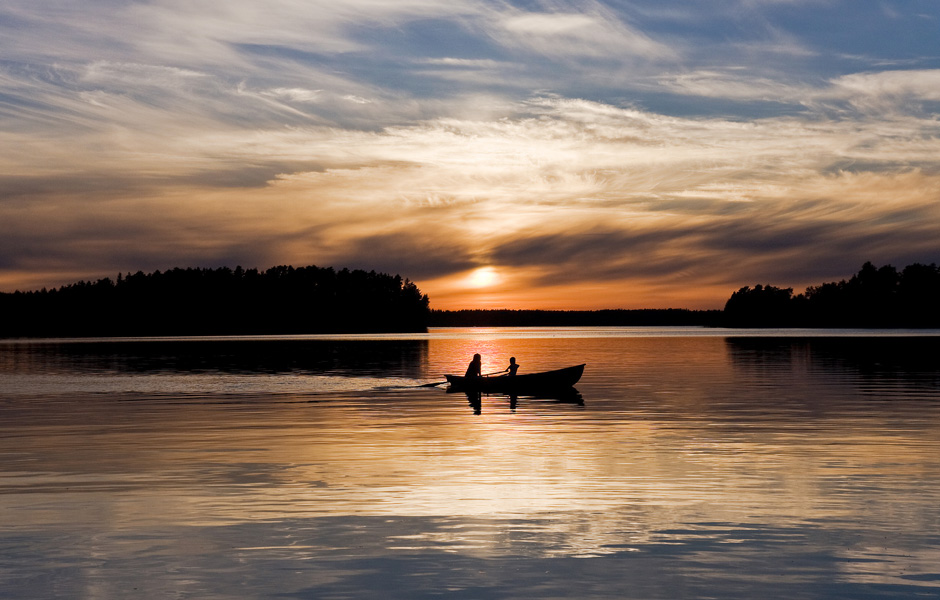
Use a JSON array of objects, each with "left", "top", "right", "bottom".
[{"left": 2, "top": 0, "right": 939, "bottom": 310}]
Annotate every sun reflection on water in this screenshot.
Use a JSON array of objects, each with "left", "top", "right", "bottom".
[{"left": 2, "top": 332, "right": 940, "bottom": 596}]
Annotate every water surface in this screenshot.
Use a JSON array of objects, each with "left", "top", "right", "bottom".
[{"left": 2, "top": 328, "right": 939, "bottom": 598}]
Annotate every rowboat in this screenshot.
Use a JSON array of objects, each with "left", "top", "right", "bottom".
[{"left": 445, "top": 364, "right": 585, "bottom": 393}]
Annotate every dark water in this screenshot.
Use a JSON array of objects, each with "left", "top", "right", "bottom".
[{"left": 1, "top": 328, "right": 939, "bottom": 599}]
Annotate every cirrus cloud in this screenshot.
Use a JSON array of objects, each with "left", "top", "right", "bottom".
[{"left": 2, "top": 1, "right": 940, "bottom": 308}]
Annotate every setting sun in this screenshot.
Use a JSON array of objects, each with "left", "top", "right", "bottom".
[{"left": 466, "top": 267, "right": 501, "bottom": 289}]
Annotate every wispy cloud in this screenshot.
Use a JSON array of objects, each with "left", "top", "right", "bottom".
[
  {"left": 4, "top": 89, "right": 939, "bottom": 304},
  {"left": 828, "top": 69, "right": 940, "bottom": 110},
  {"left": 2, "top": 1, "right": 940, "bottom": 307},
  {"left": 489, "top": 5, "right": 676, "bottom": 60}
]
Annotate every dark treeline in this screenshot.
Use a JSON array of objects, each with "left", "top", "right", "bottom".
[
  {"left": 0, "top": 265, "right": 430, "bottom": 337},
  {"left": 7, "top": 260, "right": 937, "bottom": 337},
  {"left": 430, "top": 308, "right": 723, "bottom": 327},
  {"left": 724, "top": 261, "right": 940, "bottom": 327}
]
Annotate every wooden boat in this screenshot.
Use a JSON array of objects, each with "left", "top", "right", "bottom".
[{"left": 445, "top": 364, "right": 585, "bottom": 393}]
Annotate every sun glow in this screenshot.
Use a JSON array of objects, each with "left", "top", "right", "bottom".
[{"left": 466, "top": 266, "right": 501, "bottom": 288}]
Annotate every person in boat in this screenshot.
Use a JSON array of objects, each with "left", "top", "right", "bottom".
[
  {"left": 464, "top": 353, "right": 482, "bottom": 379},
  {"left": 501, "top": 357, "right": 519, "bottom": 377}
]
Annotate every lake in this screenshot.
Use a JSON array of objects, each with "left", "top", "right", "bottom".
[{"left": 2, "top": 327, "right": 939, "bottom": 599}]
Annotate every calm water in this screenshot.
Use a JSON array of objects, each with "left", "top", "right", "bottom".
[{"left": 2, "top": 327, "right": 939, "bottom": 599}]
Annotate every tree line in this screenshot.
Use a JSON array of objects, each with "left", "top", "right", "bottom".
[
  {"left": 723, "top": 261, "right": 940, "bottom": 327},
  {"left": 0, "top": 265, "right": 430, "bottom": 337},
  {"left": 5, "top": 260, "right": 937, "bottom": 337}
]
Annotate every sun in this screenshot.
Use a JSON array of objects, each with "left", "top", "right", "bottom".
[{"left": 466, "top": 266, "right": 501, "bottom": 288}]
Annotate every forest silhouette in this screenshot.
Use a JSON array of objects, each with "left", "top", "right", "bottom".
[
  {"left": 723, "top": 261, "right": 940, "bottom": 328},
  {"left": 0, "top": 265, "right": 430, "bottom": 337},
  {"left": 3, "top": 261, "right": 939, "bottom": 337}
]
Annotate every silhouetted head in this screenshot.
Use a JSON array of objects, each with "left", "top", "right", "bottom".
[
  {"left": 473, "top": 353, "right": 481, "bottom": 361},
  {"left": 509, "top": 357, "right": 516, "bottom": 364}
]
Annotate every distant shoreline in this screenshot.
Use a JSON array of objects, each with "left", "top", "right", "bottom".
[
  {"left": 429, "top": 308, "right": 723, "bottom": 327},
  {"left": 5, "top": 260, "right": 940, "bottom": 337}
]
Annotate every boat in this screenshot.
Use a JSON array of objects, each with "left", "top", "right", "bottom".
[{"left": 445, "top": 364, "right": 585, "bottom": 393}]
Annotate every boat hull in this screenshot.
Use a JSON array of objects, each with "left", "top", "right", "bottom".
[{"left": 445, "top": 364, "right": 584, "bottom": 393}]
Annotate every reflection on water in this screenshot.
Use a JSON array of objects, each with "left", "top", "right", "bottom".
[
  {"left": 727, "top": 336, "right": 940, "bottom": 395},
  {"left": 1, "top": 329, "right": 939, "bottom": 598},
  {"left": 0, "top": 337, "right": 430, "bottom": 396},
  {"left": 447, "top": 387, "right": 585, "bottom": 415},
  {"left": 0, "top": 337, "right": 429, "bottom": 377}
]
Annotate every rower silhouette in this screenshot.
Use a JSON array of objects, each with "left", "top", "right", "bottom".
[{"left": 464, "top": 353, "right": 482, "bottom": 379}]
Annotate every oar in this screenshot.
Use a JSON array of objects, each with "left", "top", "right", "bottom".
[
  {"left": 417, "top": 369, "right": 505, "bottom": 387},
  {"left": 417, "top": 380, "right": 447, "bottom": 387}
]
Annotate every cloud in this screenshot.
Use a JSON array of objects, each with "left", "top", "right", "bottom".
[
  {"left": 328, "top": 232, "right": 480, "bottom": 280},
  {"left": 655, "top": 70, "right": 812, "bottom": 103},
  {"left": 481, "top": 168, "right": 940, "bottom": 296},
  {"left": 488, "top": 5, "right": 676, "bottom": 60},
  {"left": 7, "top": 93, "right": 939, "bottom": 306},
  {"left": 654, "top": 67, "right": 940, "bottom": 119},
  {"left": 422, "top": 58, "right": 503, "bottom": 69},
  {"left": 828, "top": 69, "right": 940, "bottom": 110},
  {"left": 3, "top": 1, "right": 940, "bottom": 307}
]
